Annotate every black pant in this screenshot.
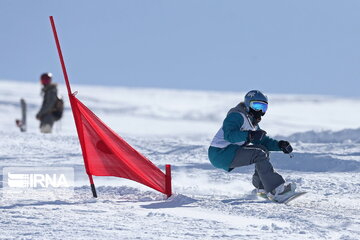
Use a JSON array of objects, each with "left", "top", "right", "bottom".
[{"left": 230, "top": 145, "right": 285, "bottom": 192}]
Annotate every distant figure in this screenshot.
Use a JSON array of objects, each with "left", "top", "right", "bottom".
[
  {"left": 208, "top": 90, "right": 297, "bottom": 203},
  {"left": 36, "top": 73, "right": 63, "bottom": 133}
]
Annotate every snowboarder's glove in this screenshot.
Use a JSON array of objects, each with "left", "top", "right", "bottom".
[
  {"left": 278, "top": 140, "right": 293, "bottom": 154},
  {"left": 248, "top": 130, "right": 267, "bottom": 142}
]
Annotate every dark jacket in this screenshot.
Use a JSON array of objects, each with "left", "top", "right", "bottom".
[
  {"left": 36, "top": 83, "right": 58, "bottom": 120},
  {"left": 208, "top": 102, "right": 281, "bottom": 171}
]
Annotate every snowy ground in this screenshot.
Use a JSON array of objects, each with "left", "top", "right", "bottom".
[{"left": 0, "top": 80, "right": 360, "bottom": 239}]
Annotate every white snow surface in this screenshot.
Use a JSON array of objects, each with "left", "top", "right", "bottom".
[{"left": 0, "top": 80, "right": 360, "bottom": 239}]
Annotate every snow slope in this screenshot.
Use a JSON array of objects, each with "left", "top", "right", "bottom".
[{"left": 0, "top": 80, "right": 360, "bottom": 239}]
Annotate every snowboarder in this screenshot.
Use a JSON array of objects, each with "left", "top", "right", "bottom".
[
  {"left": 208, "top": 90, "right": 296, "bottom": 202},
  {"left": 36, "top": 73, "right": 63, "bottom": 133}
]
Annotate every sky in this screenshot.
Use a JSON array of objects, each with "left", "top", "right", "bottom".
[{"left": 1, "top": 0, "right": 360, "bottom": 97}]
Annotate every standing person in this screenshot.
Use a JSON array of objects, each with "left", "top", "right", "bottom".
[
  {"left": 36, "top": 72, "right": 62, "bottom": 133},
  {"left": 208, "top": 90, "right": 296, "bottom": 202}
]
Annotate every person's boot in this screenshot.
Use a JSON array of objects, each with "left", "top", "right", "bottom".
[
  {"left": 267, "top": 182, "right": 296, "bottom": 202},
  {"left": 40, "top": 124, "right": 52, "bottom": 133},
  {"left": 256, "top": 188, "right": 268, "bottom": 199}
]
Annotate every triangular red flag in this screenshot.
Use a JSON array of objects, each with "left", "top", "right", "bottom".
[
  {"left": 49, "top": 16, "right": 171, "bottom": 198},
  {"left": 70, "top": 95, "right": 170, "bottom": 195}
]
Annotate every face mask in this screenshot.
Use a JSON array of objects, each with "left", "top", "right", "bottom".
[{"left": 249, "top": 108, "right": 264, "bottom": 125}]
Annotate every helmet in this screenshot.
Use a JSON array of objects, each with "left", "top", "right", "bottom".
[
  {"left": 40, "top": 72, "right": 53, "bottom": 85},
  {"left": 244, "top": 90, "right": 268, "bottom": 116}
]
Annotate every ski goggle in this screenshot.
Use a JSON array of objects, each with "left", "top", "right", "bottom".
[{"left": 250, "top": 101, "right": 268, "bottom": 113}]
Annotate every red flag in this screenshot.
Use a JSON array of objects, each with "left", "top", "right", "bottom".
[
  {"left": 70, "top": 95, "right": 169, "bottom": 194},
  {"left": 49, "top": 16, "right": 172, "bottom": 198}
]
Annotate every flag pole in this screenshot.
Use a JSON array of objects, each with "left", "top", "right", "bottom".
[
  {"left": 49, "top": 16, "right": 72, "bottom": 95},
  {"left": 49, "top": 16, "right": 97, "bottom": 198},
  {"left": 88, "top": 174, "right": 98, "bottom": 198},
  {"left": 165, "top": 164, "right": 172, "bottom": 198}
]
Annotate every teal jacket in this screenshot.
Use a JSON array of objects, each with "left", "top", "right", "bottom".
[{"left": 208, "top": 103, "right": 281, "bottom": 171}]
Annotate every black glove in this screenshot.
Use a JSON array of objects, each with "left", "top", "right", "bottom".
[
  {"left": 278, "top": 140, "right": 293, "bottom": 154},
  {"left": 248, "top": 130, "right": 267, "bottom": 142}
]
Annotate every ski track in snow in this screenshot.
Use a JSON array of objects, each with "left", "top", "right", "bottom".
[{"left": 1, "top": 80, "right": 360, "bottom": 239}]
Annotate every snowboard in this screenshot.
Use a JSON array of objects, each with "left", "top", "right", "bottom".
[
  {"left": 278, "top": 191, "right": 307, "bottom": 204},
  {"left": 15, "top": 98, "right": 26, "bottom": 132},
  {"left": 256, "top": 190, "right": 307, "bottom": 204}
]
